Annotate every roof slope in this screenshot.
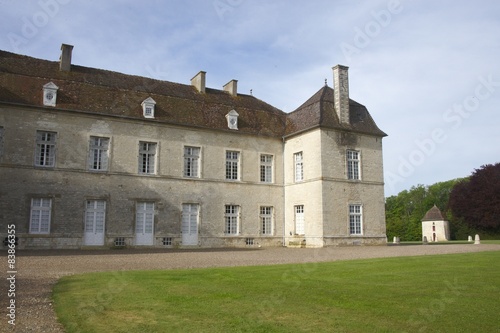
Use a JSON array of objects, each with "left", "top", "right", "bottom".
[
  {"left": 422, "top": 205, "right": 447, "bottom": 221},
  {"left": 285, "top": 85, "right": 387, "bottom": 137},
  {"left": 0, "top": 50, "right": 287, "bottom": 137},
  {"left": 0, "top": 50, "right": 386, "bottom": 138}
]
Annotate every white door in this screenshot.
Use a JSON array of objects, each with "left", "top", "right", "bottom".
[
  {"left": 135, "top": 202, "right": 155, "bottom": 245},
  {"left": 182, "top": 204, "right": 199, "bottom": 245},
  {"left": 295, "top": 205, "right": 305, "bottom": 235},
  {"left": 84, "top": 200, "right": 106, "bottom": 246}
]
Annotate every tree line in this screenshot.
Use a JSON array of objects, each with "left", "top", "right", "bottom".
[{"left": 385, "top": 163, "right": 500, "bottom": 241}]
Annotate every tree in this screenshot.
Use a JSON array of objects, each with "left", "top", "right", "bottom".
[
  {"left": 448, "top": 163, "right": 500, "bottom": 231},
  {"left": 385, "top": 179, "right": 462, "bottom": 241}
]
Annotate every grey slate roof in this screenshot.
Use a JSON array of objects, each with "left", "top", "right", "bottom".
[
  {"left": 422, "top": 205, "right": 447, "bottom": 221},
  {"left": 285, "top": 85, "right": 387, "bottom": 137},
  {"left": 0, "top": 50, "right": 386, "bottom": 138}
]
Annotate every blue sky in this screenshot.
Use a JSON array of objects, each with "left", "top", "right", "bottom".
[{"left": 2, "top": 0, "right": 500, "bottom": 196}]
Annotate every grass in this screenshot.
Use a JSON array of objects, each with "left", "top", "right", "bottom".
[
  {"left": 53, "top": 251, "right": 500, "bottom": 333},
  {"left": 397, "top": 240, "right": 500, "bottom": 245}
]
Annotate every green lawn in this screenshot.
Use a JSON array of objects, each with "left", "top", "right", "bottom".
[{"left": 53, "top": 251, "right": 500, "bottom": 333}]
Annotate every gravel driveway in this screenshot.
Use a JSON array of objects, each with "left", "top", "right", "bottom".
[{"left": 2, "top": 243, "right": 500, "bottom": 332}]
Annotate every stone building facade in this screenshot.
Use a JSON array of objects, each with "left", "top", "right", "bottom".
[
  {"left": 421, "top": 205, "right": 450, "bottom": 242},
  {"left": 0, "top": 45, "right": 387, "bottom": 249}
]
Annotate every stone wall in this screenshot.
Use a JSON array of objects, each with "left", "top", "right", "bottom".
[{"left": 0, "top": 106, "right": 284, "bottom": 249}]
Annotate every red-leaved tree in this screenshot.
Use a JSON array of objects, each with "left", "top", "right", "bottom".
[{"left": 448, "top": 163, "right": 500, "bottom": 230}]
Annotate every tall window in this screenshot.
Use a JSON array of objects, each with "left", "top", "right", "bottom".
[
  {"left": 85, "top": 200, "right": 106, "bottom": 234},
  {"left": 225, "top": 151, "right": 240, "bottom": 180},
  {"left": 35, "top": 131, "right": 57, "bottom": 167},
  {"left": 224, "top": 205, "right": 239, "bottom": 235},
  {"left": 184, "top": 146, "right": 200, "bottom": 178},
  {"left": 30, "top": 198, "right": 52, "bottom": 234},
  {"left": 138, "top": 142, "right": 157, "bottom": 174},
  {"left": 136, "top": 202, "right": 155, "bottom": 234},
  {"left": 89, "top": 137, "right": 109, "bottom": 171},
  {"left": 349, "top": 204, "right": 362, "bottom": 235},
  {"left": 260, "top": 154, "right": 273, "bottom": 183},
  {"left": 347, "top": 150, "right": 360, "bottom": 180},
  {"left": 260, "top": 206, "right": 273, "bottom": 235},
  {"left": 295, "top": 205, "right": 305, "bottom": 235},
  {"left": 294, "top": 152, "right": 303, "bottom": 182}
]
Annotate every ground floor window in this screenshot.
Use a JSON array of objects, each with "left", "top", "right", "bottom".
[
  {"left": 225, "top": 205, "right": 239, "bottom": 235},
  {"left": 349, "top": 204, "right": 362, "bottom": 235},
  {"left": 294, "top": 205, "right": 305, "bottom": 235},
  {"left": 30, "top": 198, "right": 52, "bottom": 234},
  {"left": 260, "top": 206, "right": 273, "bottom": 235}
]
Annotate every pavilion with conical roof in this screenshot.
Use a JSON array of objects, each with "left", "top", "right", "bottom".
[{"left": 421, "top": 205, "right": 450, "bottom": 242}]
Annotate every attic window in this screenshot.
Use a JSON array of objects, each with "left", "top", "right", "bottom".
[
  {"left": 225, "top": 109, "right": 239, "bottom": 130},
  {"left": 43, "top": 82, "right": 59, "bottom": 107},
  {"left": 141, "top": 97, "right": 156, "bottom": 119}
]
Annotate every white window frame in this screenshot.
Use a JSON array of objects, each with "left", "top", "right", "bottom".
[
  {"left": 349, "top": 204, "right": 363, "bottom": 235},
  {"left": 138, "top": 141, "right": 157, "bottom": 174},
  {"left": 294, "top": 205, "right": 305, "bottom": 235},
  {"left": 294, "top": 152, "right": 303, "bottom": 182},
  {"left": 136, "top": 202, "right": 155, "bottom": 234},
  {"left": 224, "top": 205, "right": 240, "bottom": 235},
  {"left": 225, "top": 150, "right": 240, "bottom": 180},
  {"left": 141, "top": 97, "right": 156, "bottom": 119},
  {"left": 35, "top": 131, "right": 57, "bottom": 167},
  {"left": 29, "top": 198, "right": 52, "bottom": 234},
  {"left": 85, "top": 200, "right": 106, "bottom": 233},
  {"left": 260, "top": 206, "right": 273, "bottom": 235},
  {"left": 260, "top": 154, "right": 273, "bottom": 183},
  {"left": 88, "top": 136, "right": 110, "bottom": 171},
  {"left": 184, "top": 146, "right": 201, "bottom": 178},
  {"left": 347, "top": 150, "right": 360, "bottom": 180}
]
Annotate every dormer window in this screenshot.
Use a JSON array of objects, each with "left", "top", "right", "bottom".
[
  {"left": 141, "top": 97, "right": 156, "bottom": 119},
  {"left": 43, "top": 82, "right": 59, "bottom": 107},
  {"left": 225, "top": 109, "right": 239, "bottom": 130}
]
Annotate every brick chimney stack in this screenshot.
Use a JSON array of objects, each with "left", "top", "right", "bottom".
[
  {"left": 333, "top": 65, "right": 350, "bottom": 124},
  {"left": 59, "top": 44, "right": 73, "bottom": 72}
]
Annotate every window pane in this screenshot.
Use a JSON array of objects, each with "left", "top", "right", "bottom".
[
  {"left": 294, "top": 152, "right": 303, "bottom": 182},
  {"left": 225, "top": 151, "right": 239, "bottom": 180},
  {"left": 225, "top": 205, "right": 239, "bottom": 234},
  {"left": 184, "top": 147, "right": 200, "bottom": 177},
  {"left": 139, "top": 142, "right": 156, "bottom": 174},
  {"left": 30, "top": 198, "right": 51, "bottom": 234},
  {"left": 89, "top": 137, "right": 109, "bottom": 170},
  {"left": 347, "top": 150, "right": 360, "bottom": 180},
  {"left": 349, "top": 204, "right": 362, "bottom": 235},
  {"left": 260, "top": 154, "right": 273, "bottom": 183},
  {"left": 35, "top": 131, "right": 56, "bottom": 167}
]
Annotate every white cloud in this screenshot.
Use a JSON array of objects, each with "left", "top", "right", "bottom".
[{"left": 1, "top": 0, "right": 499, "bottom": 196}]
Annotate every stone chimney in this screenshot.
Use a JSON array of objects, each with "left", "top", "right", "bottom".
[
  {"left": 59, "top": 43, "right": 74, "bottom": 72},
  {"left": 223, "top": 79, "right": 238, "bottom": 96},
  {"left": 333, "top": 65, "right": 350, "bottom": 124},
  {"left": 191, "top": 71, "right": 206, "bottom": 93}
]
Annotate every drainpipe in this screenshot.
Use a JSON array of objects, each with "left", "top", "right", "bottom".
[{"left": 282, "top": 136, "right": 286, "bottom": 247}]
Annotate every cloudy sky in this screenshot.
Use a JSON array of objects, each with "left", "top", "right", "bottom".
[{"left": 1, "top": 0, "right": 499, "bottom": 196}]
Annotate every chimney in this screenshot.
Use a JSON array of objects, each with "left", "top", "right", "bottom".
[
  {"left": 191, "top": 71, "right": 206, "bottom": 93},
  {"left": 223, "top": 79, "right": 238, "bottom": 96},
  {"left": 333, "top": 65, "right": 350, "bottom": 124},
  {"left": 59, "top": 43, "right": 74, "bottom": 72}
]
